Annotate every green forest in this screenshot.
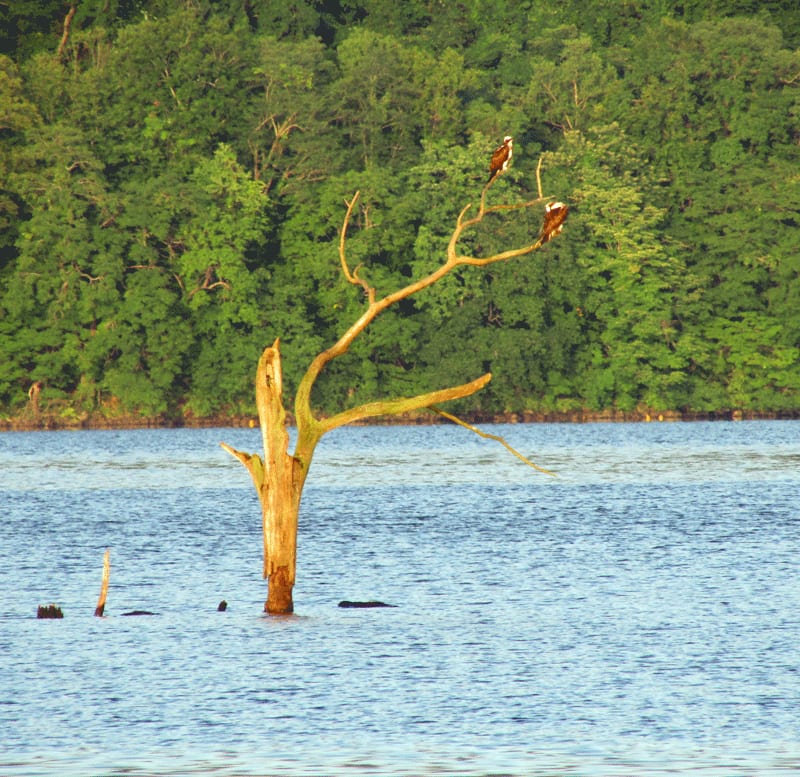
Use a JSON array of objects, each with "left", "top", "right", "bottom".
[{"left": 1, "top": 0, "right": 799, "bottom": 426}]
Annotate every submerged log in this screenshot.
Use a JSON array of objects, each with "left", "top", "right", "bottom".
[
  {"left": 121, "top": 610, "right": 157, "bottom": 616},
  {"left": 37, "top": 604, "right": 63, "bottom": 619},
  {"left": 338, "top": 600, "right": 396, "bottom": 608}
]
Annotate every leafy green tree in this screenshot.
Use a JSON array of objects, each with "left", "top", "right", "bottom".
[
  {"left": 72, "top": 5, "right": 257, "bottom": 180},
  {"left": 626, "top": 17, "right": 800, "bottom": 410},
  {"left": 246, "top": 35, "right": 334, "bottom": 193},
  {"left": 0, "top": 56, "right": 40, "bottom": 274},
  {"left": 1, "top": 1, "right": 798, "bottom": 421},
  {"left": 0, "top": 0, "right": 66, "bottom": 61},
  {"left": 522, "top": 29, "right": 625, "bottom": 137},
  {"left": 545, "top": 125, "right": 692, "bottom": 411},
  {"left": 98, "top": 269, "right": 191, "bottom": 416},
  {"left": 2, "top": 116, "right": 121, "bottom": 409},
  {"left": 330, "top": 29, "right": 475, "bottom": 168},
  {"left": 180, "top": 145, "right": 273, "bottom": 415},
  {"left": 244, "top": 0, "right": 325, "bottom": 39}
]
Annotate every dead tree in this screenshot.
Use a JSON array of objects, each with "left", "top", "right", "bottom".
[
  {"left": 222, "top": 171, "right": 567, "bottom": 614},
  {"left": 28, "top": 381, "right": 42, "bottom": 419}
]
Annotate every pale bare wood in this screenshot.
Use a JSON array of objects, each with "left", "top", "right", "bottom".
[
  {"left": 295, "top": 176, "right": 550, "bottom": 428},
  {"left": 429, "top": 407, "right": 556, "bottom": 477},
  {"left": 219, "top": 443, "right": 264, "bottom": 492},
  {"left": 318, "top": 373, "right": 492, "bottom": 434},
  {"left": 255, "top": 340, "right": 289, "bottom": 491},
  {"left": 94, "top": 549, "right": 110, "bottom": 617},
  {"left": 536, "top": 155, "right": 545, "bottom": 199},
  {"left": 222, "top": 340, "right": 308, "bottom": 590},
  {"left": 339, "top": 191, "right": 374, "bottom": 302},
  {"left": 256, "top": 342, "right": 295, "bottom": 580}
]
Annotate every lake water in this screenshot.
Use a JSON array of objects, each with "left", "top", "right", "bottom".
[{"left": 1, "top": 420, "right": 799, "bottom": 776}]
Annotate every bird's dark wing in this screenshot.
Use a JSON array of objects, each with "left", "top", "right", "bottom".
[
  {"left": 540, "top": 202, "right": 569, "bottom": 243},
  {"left": 488, "top": 144, "right": 507, "bottom": 180}
]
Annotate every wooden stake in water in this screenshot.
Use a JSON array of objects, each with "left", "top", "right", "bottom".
[{"left": 94, "top": 549, "right": 110, "bottom": 617}]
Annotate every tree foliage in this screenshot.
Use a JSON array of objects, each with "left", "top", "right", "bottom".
[{"left": 1, "top": 1, "right": 798, "bottom": 421}]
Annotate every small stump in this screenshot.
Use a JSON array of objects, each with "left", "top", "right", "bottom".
[{"left": 37, "top": 604, "right": 63, "bottom": 619}]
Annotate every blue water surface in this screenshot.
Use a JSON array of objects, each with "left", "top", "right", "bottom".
[{"left": 0, "top": 420, "right": 798, "bottom": 775}]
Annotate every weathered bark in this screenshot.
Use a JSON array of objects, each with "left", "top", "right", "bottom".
[
  {"left": 266, "top": 566, "right": 295, "bottom": 614},
  {"left": 222, "top": 340, "right": 313, "bottom": 614}
]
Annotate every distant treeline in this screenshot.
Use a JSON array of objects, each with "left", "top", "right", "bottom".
[{"left": 1, "top": 0, "right": 798, "bottom": 424}]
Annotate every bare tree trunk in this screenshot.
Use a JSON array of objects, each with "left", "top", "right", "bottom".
[
  {"left": 259, "top": 449, "right": 304, "bottom": 614},
  {"left": 28, "top": 381, "right": 42, "bottom": 420},
  {"left": 266, "top": 565, "right": 294, "bottom": 614},
  {"left": 224, "top": 338, "right": 492, "bottom": 614},
  {"left": 223, "top": 340, "right": 314, "bottom": 614}
]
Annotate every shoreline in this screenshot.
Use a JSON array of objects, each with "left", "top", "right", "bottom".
[{"left": 2, "top": 407, "right": 798, "bottom": 432}]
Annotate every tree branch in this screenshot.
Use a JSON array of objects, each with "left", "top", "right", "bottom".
[
  {"left": 536, "top": 155, "right": 544, "bottom": 199},
  {"left": 220, "top": 442, "right": 265, "bottom": 492},
  {"left": 295, "top": 179, "right": 550, "bottom": 423},
  {"left": 429, "top": 406, "right": 556, "bottom": 476},
  {"left": 57, "top": 5, "right": 76, "bottom": 60},
  {"left": 294, "top": 158, "right": 566, "bottom": 451},
  {"left": 73, "top": 263, "right": 103, "bottom": 283},
  {"left": 455, "top": 235, "right": 547, "bottom": 267},
  {"left": 339, "top": 191, "right": 374, "bottom": 303},
  {"left": 317, "top": 373, "right": 492, "bottom": 434}
]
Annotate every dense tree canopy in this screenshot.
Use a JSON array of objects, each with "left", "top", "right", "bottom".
[{"left": 1, "top": 0, "right": 798, "bottom": 423}]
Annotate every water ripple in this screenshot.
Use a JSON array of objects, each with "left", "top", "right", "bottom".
[{"left": 1, "top": 421, "right": 799, "bottom": 775}]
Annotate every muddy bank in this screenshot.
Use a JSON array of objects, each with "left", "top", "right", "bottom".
[{"left": 2, "top": 406, "right": 797, "bottom": 432}]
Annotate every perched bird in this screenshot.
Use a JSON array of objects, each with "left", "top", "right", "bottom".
[
  {"left": 540, "top": 201, "right": 569, "bottom": 243},
  {"left": 488, "top": 135, "right": 513, "bottom": 182}
]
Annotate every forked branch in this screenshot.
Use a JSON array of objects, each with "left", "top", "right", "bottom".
[{"left": 295, "top": 164, "right": 560, "bottom": 433}]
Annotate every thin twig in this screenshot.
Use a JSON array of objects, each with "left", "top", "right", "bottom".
[
  {"left": 339, "top": 191, "right": 375, "bottom": 302},
  {"left": 536, "top": 156, "right": 544, "bottom": 200},
  {"left": 428, "top": 405, "right": 556, "bottom": 476},
  {"left": 338, "top": 192, "right": 359, "bottom": 282}
]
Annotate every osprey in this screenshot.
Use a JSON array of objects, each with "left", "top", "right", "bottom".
[
  {"left": 540, "top": 201, "right": 569, "bottom": 243},
  {"left": 488, "top": 135, "right": 513, "bottom": 181}
]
